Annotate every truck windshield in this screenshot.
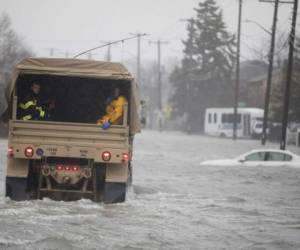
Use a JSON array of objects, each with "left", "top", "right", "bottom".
[{"left": 15, "top": 74, "right": 130, "bottom": 124}]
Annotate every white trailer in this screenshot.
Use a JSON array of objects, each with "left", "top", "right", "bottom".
[{"left": 204, "top": 108, "right": 264, "bottom": 138}]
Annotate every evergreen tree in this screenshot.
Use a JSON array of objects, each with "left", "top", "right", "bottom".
[
  {"left": 170, "top": 20, "right": 197, "bottom": 120},
  {"left": 170, "top": 0, "right": 235, "bottom": 132}
]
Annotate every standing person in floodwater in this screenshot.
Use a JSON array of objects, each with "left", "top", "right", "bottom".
[{"left": 97, "top": 87, "right": 127, "bottom": 129}]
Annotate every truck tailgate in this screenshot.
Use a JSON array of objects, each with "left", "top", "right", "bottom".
[{"left": 9, "top": 120, "right": 129, "bottom": 162}]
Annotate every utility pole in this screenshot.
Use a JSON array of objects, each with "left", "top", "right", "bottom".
[
  {"left": 137, "top": 33, "right": 142, "bottom": 84},
  {"left": 280, "top": 0, "right": 298, "bottom": 150},
  {"left": 46, "top": 48, "right": 59, "bottom": 57},
  {"left": 99, "top": 41, "right": 112, "bottom": 61},
  {"left": 49, "top": 48, "right": 54, "bottom": 57},
  {"left": 180, "top": 18, "right": 196, "bottom": 131},
  {"left": 106, "top": 43, "right": 111, "bottom": 62},
  {"left": 149, "top": 40, "right": 169, "bottom": 111},
  {"left": 233, "top": 0, "right": 243, "bottom": 140},
  {"left": 260, "top": 0, "right": 280, "bottom": 145},
  {"left": 130, "top": 33, "right": 142, "bottom": 84},
  {"left": 130, "top": 33, "right": 147, "bottom": 84},
  {"left": 149, "top": 40, "right": 169, "bottom": 131}
]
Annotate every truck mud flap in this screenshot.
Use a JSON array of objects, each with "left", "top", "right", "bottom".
[
  {"left": 6, "top": 177, "right": 30, "bottom": 201},
  {"left": 104, "top": 182, "right": 126, "bottom": 203}
]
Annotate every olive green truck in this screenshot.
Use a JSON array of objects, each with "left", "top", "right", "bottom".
[{"left": 5, "top": 58, "right": 140, "bottom": 203}]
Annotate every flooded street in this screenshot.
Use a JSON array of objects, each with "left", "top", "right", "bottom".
[
  {"left": 1, "top": 0, "right": 299, "bottom": 249},
  {"left": 1, "top": 130, "right": 300, "bottom": 250}
]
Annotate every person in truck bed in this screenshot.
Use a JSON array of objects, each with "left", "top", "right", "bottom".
[
  {"left": 18, "top": 82, "right": 55, "bottom": 121},
  {"left": 97, "top": 87, "right": 127, "bottom": 129}
]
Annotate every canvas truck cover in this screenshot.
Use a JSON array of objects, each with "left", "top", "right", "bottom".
[{"left": 5, "top": 57, "right": 141, "bottom": 134}]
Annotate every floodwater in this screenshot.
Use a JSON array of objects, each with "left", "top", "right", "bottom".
[{"left": 1, "top": 130, "right": 300, "bottom": 250}]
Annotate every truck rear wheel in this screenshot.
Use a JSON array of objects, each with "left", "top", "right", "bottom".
[
  {"left": 128, "top": 162, "right": 133, "bottom": 186},
  {"left": 93, "top": 164, "right": 106, "bottom": 202},
  {"left": 104, "top": 182, "right": 126, "bottom": 203},
  {"left": 5, "top": 177, "right": 30, "bottom": 201}
]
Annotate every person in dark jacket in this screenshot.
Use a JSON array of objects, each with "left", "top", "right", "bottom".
[{"left": 18, "top": 82, "right": 50, "bottom": 121}]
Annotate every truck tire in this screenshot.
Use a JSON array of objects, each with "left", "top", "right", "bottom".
[
  {"left": 128, "top": 162, "right": 133, "bottom": 187},
  {"left": 5, "top": 177, "right": 30, "bottom": 201},
  {"left": 104, "top": 182, "right": 126, "bottom": 203},
  {"left": 93, "top": 165, "right": 106, "bottom": 202}
]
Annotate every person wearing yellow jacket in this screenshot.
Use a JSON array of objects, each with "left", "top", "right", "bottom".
[{"left": 97, "top": 87, "right": 127, "bottom": 129}]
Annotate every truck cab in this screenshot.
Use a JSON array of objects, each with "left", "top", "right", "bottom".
[{"left": 5, "top": 58, "right": 140, "bottom": 203}]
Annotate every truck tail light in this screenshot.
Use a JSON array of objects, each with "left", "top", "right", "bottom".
[
  {"left": 24, "top": 147, "right": 34, "bottom": 158},
  {"left": 64, "top": 166, "right": 71, "bottom": 171},
  {"left": 7, "top": 147, "right": 14, "bottom": 158},
  {"left": 56, "top": 165, "right": 80, "bottom": 171},
  {"left": 71, "top": 166, "right": 80, "bottom": 171},
  {"left": 122, "top": 153, "right": 129, "bottom": 162},
  {"left": 56, "top": 165, "right": 64, "bottom": 171},
  {"left": 102, "top": 151, "right": 111, "bottom": 161}
]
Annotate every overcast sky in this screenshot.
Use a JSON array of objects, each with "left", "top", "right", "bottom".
[{"left": 0, "top": 0, "right": 295, "bottom": 65}]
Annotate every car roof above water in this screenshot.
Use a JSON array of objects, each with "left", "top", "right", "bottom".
[{"left": 247, "top": 149, "right": 297, "bottom": 156}]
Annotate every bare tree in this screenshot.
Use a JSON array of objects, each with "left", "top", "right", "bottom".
[
  {"left": 248, "top": 29, "right": 289, "bottom": 67},
  {"left": 0, "top": 12, "right": 33, "bottom": 117},
  {"left": 0, "top": 13, "right": 32, "bottom": 74}
]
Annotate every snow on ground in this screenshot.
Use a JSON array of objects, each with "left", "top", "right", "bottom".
[{"left": 0, "top": 131, "right": 300, "bottom": 250}]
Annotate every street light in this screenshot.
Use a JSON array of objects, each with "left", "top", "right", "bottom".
[{"left": 244, "top": 19, "right": 272, "bottom": 36}]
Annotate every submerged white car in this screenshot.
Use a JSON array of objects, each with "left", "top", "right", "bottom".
[{"left": 201, "top": 149, "right": 300, "bottom": 168}]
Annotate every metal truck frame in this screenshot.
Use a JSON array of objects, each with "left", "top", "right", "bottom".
[{"left": 4, "top": 58, "right": 140, "bottom": 203}]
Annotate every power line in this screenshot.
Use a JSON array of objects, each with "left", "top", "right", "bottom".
[{"left": 73, "top": 34, "right": 147, "bottom": 59}]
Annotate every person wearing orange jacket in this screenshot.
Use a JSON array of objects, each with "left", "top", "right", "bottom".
[{"left": 97, "top": 87, "right": 127, "bottom": 129}]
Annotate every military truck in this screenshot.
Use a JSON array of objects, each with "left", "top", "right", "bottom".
[{"left": 5, "top": 58, "right": 140, "bottom": 203}]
